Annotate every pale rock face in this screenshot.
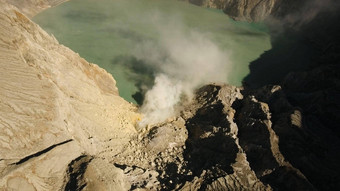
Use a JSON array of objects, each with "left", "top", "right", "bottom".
[
  {"left": 185, "top": 0, "right": 313, "bottom": 22},
  {"left": 2, "top": 0, "right": 69, "bottom": 17},
  {"left": 0, "top": 1, "right": 139, "bottom": 190},
  {"left": 185, "top": 0, "right": 275, "bottom": 21}
]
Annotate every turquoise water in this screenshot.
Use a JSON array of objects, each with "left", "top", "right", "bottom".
[{"left": 33, "top": 0, "right": 271, "bottom": 103}]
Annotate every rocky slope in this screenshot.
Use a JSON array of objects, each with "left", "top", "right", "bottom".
[
  {"left": 1, "top": 0, "right": 340, "bottom": 190},
  {"left": 103, "top": 83, "right": 339, "bottom": 190},
  {"left": 0, "top": 1, "right": 140, "bottom": 190},
  {"left": 2, "top": 0, "right": 68, "bottom": 17},
  {"left": 183, "top": 0, "right": 318, "bottom": 22},
  {"left": 185, "top": 0, "right": 276, "bottom": 21}
]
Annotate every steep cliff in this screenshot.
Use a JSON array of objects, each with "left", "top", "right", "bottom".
[
  {"left": 186, "top": 0, "right": 276, "bottom": 21},
  {"left": 183, "top": 0, "right": 317, "bottom": 22},
  {"left": 0, "top": 1, "right": 140, "bottom": 190}
]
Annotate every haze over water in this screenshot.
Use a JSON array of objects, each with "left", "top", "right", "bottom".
[{"left": 34, "top": 0, "right": 271, "bottom": 104}]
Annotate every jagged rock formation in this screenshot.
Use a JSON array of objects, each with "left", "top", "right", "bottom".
[
  {"left": 186, "top": 0, "right": 276, "bottom": 21},
  {"left": 182, "top": 0, "right": 321, "bottom": 22},
  {"left": 50, "top": 82, "right": 339, "bottom": 190},
  {"left": 243, "top": 6, "right": 340, "bottom": 190},
  {"left": 108, "top": 83, "right": 340, "bottom": 190}
]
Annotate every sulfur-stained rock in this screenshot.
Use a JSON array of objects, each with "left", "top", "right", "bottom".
[{"left": 0, "top": 1, "right": 139, "bottom": 190}]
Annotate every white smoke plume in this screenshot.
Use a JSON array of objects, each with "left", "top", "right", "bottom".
[
  {"left": 138, "top": 74, "right": 183, "bottom": 128},
  {"left": 134, "top": 13, "right": 231, "bottom": 128},
  {"left": 135, "top": 0, "right": 340, "bottom": 129}
]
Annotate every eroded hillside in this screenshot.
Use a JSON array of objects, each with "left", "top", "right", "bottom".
[{"left": 0, "top": 1, "right": 140, "bottom": 190}]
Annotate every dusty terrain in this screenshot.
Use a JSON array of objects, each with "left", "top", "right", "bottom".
[{"left": 0, "top": 1, "right": 140, "bottom": 190}]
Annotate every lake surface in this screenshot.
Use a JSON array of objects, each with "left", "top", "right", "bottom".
[{"left": 34, "top": 0, "right": 271, "bottom": 103}]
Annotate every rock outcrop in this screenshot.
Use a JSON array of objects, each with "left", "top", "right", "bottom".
[
  {"left": 243, "top": 7, "right": 340, "bottom": 190},
  {"left": 67, "top": 82, "right": 339, "bottom": 190}
]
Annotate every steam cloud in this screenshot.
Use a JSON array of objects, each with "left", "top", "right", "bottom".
[
  {"left": 268, "top": 0, "right": 340, "bottom": 30},
  {"left": 138, "top": 74, "right": 183, "bottom": 128},
  {"left": 289, "top": 0, "right": 340, "bottom": 26},
  {"left": 133, "top": 13, "right": 231, "bottom": 129},
  {"left": 134, "top": 0, "right": 340, "bottom": 129}
]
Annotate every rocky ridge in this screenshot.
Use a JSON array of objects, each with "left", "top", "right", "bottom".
[{"left": 107, "top": 83, "right": 340, "bottom": 190}]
